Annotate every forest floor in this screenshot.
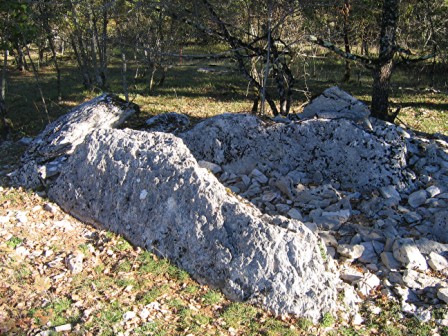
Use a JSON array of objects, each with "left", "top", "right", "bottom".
[{"left": 1, "top": 51, "right": 448, "bottom": 335}]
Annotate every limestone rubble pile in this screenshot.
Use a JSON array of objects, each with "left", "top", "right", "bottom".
[
  {"left": 48, "top": 128, "right": 338, "bottom": 322},
  {"left": 12, "top": 87, "right": 448, "bottom": 323}
]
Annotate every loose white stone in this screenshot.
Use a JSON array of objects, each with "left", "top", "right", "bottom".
[
  {"left": 426, "top": 185, "right": 441, "bottom": 197},
  {"left": 407, "top": 190, "right": 428, "bottom": 208},
  {"left": 139, "top": 308, "right": 150, "bottom": 320},
  {"left": 352, "top": 313, "right": 364, "bottom": 325},
  {"left": 140, "top": 189, "right": 148, "bottom": 200},
  {"left": 0, "top": 216, "right": 10, "bottom": 224},
  {"left": 123, "top": 311, "right": 136, "bottom": 321},
  {"left": 287, "top": 208, "right": 303, "bottom": 221},
  {"left": 438, "top": 288, "right": 448, "bottom": 304},
  {"left": 337, "top": 244, "right": 365, "bottom": 260},
  {"left": 54, "top": 324, "right": 72, "bottom": 332},
  {"left": 66, "top": 251, "right": 84, "bottom": 274},
  {"left": 15, "top": 211, "right": 28, "bottom": 223},
  {"left": 43, "top": 203, "right": 58, "bottom": 213},
  {"left": 428, "top": 252, "right": 448, "bottom": 271},
  {"left": 392, "top": 238, "right": 428, "bottom": 271}
]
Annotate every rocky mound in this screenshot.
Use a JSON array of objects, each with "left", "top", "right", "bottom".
[
  {"left": 12, "top": 87, "right": 448, "bottom": 324},
  {"left": 48, "top": 128, "right": 338, "bottom": 322}
]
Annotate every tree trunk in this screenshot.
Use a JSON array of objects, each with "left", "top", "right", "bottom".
[
  {"left": 371, "top": 0, "right": 400, "bottom": 121},
  {"left": 25, "top": 44, "right": 50, "bottom": 123},
  {"left": 121, "top": 50, "right": 129, "bottom": 103},
  {"left": 45, "top": 30, "right": 62, "bottom": 101},
  {"left": 371, "top": 61, "right": 394, "bottom": 121},
  {"left": 342, "top": 0, "right": 351, "bottom": 82},
  {"left": 1, "top": 49, "right": 9, "bottom": 139}
]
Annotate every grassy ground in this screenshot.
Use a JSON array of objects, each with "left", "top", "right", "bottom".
[
  {"left": 1, "top": 48, "right": 448, "bottom": 335},
  {"left": 2, "top": 47, "right": 447, "bottom": 137}
]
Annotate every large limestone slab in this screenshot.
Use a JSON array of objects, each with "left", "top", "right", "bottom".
[
  {"left": 48, "top": 128, "right": 338, "bottom": 322},
  {"left": 180, "top": 114, "right": 409, "bottom": 192},
  {"left": 12, "top": 94, "right": 138, "bottom": 189},
  {"left": 299, "top": 86, "right": 372, "bottom": 129}
]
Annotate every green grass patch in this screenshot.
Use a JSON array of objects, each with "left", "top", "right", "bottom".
[
  {"left": 202, "top": 289, "right": 223, "bottom": 305},
  {"left": 138, "top": 284, "right": 170, "bottom": 304},
  {"left": 320, "top": 312, "right": 335, "bottom": 328},
  {"left": 221, "top": 302, "right": 259, "bottom": 330},
  {"left": 6, "top": 236, "right": 23, "bottom": 249}
]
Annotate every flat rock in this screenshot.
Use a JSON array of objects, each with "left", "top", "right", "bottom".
[
  {"left": 407, "top": 190, "right": 428, "bottom": 208},
  {"left": 392, "top": 238, "right": 428, "bottom": 271},
  {"left": 438, "top": 288, "right": 448, "bottom": 304},
  {"left": 428, "top": 252, "right": 448, "bottom": 272},
  {"left": 432, "top": 211, "right": 448, "bottom": 243},
  {"left": 48, "top": 128, "right": 338, "bottom": 322},
  {"left": 299, "top": 86, "right": 372, "bottom": 130}
]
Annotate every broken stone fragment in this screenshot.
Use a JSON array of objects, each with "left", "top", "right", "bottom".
[
  {"left": 392, "top": 238, "right": 428, "bottom": 271},
  {"left": 337, "top": 244, "right": 365, "bottom": 260},
  {"left": 438, "top": 288, "right": 448, "bottom": 304},
  {"left": 407, "top": 190, "right": 428, "bottom": 208},
  {"left": 428, "top": 252, "right": 448, "bottom": 272},
  {"left": 66, "top": 251, "right": 84, "bottom": 274}
]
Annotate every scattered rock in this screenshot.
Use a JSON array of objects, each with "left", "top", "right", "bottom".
[
  {"left": 337, "top": 244, "right": 364, "bottom": 260},
  {"left": 438, "top": 288, "right": 448, "bottom": 304},
  {"left": 380, "top": 252, "right": 402, "bottom": 271},
  {"left": 123, "top": 311, "right": 136, "bottom": 321},
  {"left": 392, "top": 238, "right": 428, "bottom": 271},
  {"left": 54, "top": 324, "right": 72, "bottom": 332},
  {"left": 65, "top": 251, "right": 84, "bottom": 274},
  {"left": 432, "top": 211, "right": 448, "bottom": 243},
  {"left": 428, "top": 252, "right": 448, "bottom": 272},
  {"left": 407, "top": 190, "right": 428, "bottom": 208}
]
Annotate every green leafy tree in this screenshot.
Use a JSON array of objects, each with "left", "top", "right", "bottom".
[{"left": 0, "top": 0, "right": 36, "bottom": 138}]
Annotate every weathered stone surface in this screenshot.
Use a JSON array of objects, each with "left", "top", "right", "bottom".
[
  {"left": 381, "top": 252, "right": 402, "bottom": 271},
  {"left": 407, "top": 190, "right": 428, "bottom": 208},
  {"left": 180, "top": 114, "right": 409, "bottom": 192},
  {"left": 48, "top": 128, "right": 338, "bottom": 322},
  {"left": 393, "top": 238, "right": 428, "bottom": 271},
  {"left": 12, "top": 94, "right": 137, "bottom": 189},
  {"left": 432, "top": 211, "right": 448, "bottom": 243},
  {"left": 299, "top": 86, "right": 372, "bottom": 130},
  {"left": 438, "top": 288, "right": 448, "bottom": 304},
  {"left": 428, "top": 252, "right": 448, "bottom": 272}
]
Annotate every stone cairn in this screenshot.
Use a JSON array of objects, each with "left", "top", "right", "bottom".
[{"left": 12, "top": 87, "right": 448, "bottom": 325}]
